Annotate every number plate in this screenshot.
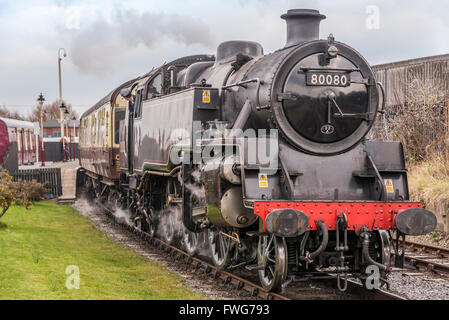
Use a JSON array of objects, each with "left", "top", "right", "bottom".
[{"left": 306, "top": 72, "right": 350, "bottom": 87}]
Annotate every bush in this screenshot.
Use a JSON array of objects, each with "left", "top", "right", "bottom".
[
  {"left": 0, "top": 170, "right": 19, "bottom": 218},
  {"left": 17, "top": 180, "right": 46, "bottom": 202},
  {"left": 0, "top": 170, "right": 45, "bottom": 219}
]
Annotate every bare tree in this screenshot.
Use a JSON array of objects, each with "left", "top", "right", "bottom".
[
  {"left": 27, "top": 100, "right": 79, "bottom": 122},
  {"left": 370, "top": 75, "right": 448, "bottom": 162},
  {"left": 0, "top": 106, "right": 25, "bottom": 120}
]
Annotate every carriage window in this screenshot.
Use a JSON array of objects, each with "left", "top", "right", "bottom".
[
  {"left": 17, "top": 130, "right": 21, "bottom": 151},
  {"left": 91, "top": 115, "right": 96, "bottom": 145},
  {"left": 114, "top": 109, "right": 125, "bottom": 145},
  {"left": 146, "top": 74, "right": 162, "bottom": 99}
]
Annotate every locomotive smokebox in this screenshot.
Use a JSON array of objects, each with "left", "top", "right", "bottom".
[{"left": 281, "top": 9, "right": 326, "bottom": 47}]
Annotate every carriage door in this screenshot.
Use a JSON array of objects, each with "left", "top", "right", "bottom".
[
  {"left": 114, "top": 108, "right": 125, "bottom": 171},
  {"left": 18, "top": 129, "right": 23, "bottom": 165}
]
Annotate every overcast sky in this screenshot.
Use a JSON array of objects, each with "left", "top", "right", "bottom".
[{"left": 1, "top": 0, "right": 448, "bottom": 117}]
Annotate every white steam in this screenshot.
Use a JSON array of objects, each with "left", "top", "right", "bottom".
[
  {"left": 111, "top": 207, "right": 132, "bottom": 226},
  {"left": 156, "top": 205, "right": 184, "bottom": 240}
]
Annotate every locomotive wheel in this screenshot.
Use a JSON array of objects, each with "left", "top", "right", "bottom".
[
  {"left": 148, "top": 219, "right": 157, "bottom": 238},
  {"left": 162, "top": 210, "right": 176, "bottom": 245},
  {"left": 107, "top": 191, "right": 119, "bottom": 211},
  {"left": 257, "top": 235, "right": 288, "bottom": 293},
  {"left": 145, "top": 207, "right": 157, "bottom": 238},
  {"left": 183, "top": 228, "right": 200, "bottom": 255},
  {"left": 134, "top": 215, "right": 144, "bottom": 231},
  {"left": 208, "top": 229, "right": 231, "bottom": 269},
  {"left": 114, "top": 194, "right": 126, "bottom": 211}
]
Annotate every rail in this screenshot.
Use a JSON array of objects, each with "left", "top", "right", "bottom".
[{"left": 94, "top": 200, "right": 406, "bottom": 300}]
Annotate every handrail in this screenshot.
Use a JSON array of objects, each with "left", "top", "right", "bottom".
[{"left": 221, "top": 78, "right": 265, "bottom": 110}]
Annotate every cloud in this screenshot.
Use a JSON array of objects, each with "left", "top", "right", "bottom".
[
  {"left": 1, "top": 0, "right": 449, "bottom": 117},
  {"left": 64, "top": 6, "right": 81, "bottom": 30},
  {"left": 287, "top": 0, "right": 320, "bottom": 9},
  {"left": 67, "top": 9, "right": 215, "bottom": 76},
  {"left": 237, "top": 0, "right": 320, "bottom": 8}
]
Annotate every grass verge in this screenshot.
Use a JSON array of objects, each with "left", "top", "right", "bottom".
[
  {"left": 0, "top": 201, "right": 205, "bottom": 300},
  {"left": 408, "top": 157, "right": 449, "bottom": 232}
]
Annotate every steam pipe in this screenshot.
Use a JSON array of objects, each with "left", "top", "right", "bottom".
[
  {"left": 167, "top": 66, "right": 178, "bottom": 87},
  {"left": 361, "top": 232, "right": 388, "bottom": 271},
  {"left": 228, "top": 99, "right": 252, "bottom": 137},
  {"left": 301, "top": 220, "right": 328, "bottom": 262},
  {"left": 137, "top": 166, "right": 181, "bottom": 192}
]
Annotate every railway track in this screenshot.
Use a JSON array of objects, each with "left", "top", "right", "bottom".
[
  {"left": 400, "top": 240, "right": 449, "bottom": 276},
  {"left": 90, "top": 200, "right": 404, "bottom": 301},
  {"left": 97, "top": 201, "right": 288, "bottom": 301}
]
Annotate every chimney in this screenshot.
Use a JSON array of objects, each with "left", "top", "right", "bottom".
[{"left": 281, "top": 9, "right": 326, "bottom": 47}]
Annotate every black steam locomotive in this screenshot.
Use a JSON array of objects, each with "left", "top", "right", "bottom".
[{"left": 79, "top": 9, "right": 437, "bottom": 292}]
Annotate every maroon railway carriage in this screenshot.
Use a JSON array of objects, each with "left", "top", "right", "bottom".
[
  {"left": 0, "top": 117, "right": 38, "bottom": 172},
  {"left": 79, "top": 79, "right": 136, "bottom": 184}
]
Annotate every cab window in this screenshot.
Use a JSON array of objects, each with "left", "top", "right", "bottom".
[
  {"left": 134, "top": 90, "right": 143, "bottom": 118},
  {"left": 146, "top": 74, "right": 162, "bottom": 99}
]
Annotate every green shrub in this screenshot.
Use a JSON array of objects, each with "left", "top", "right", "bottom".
[
  {"left": 0, "top": 170, "right": 19, "bottom": 218},
  {"left": 17, "top": 180, "right": 46, "bottom": 202},
  {"left": 0, "top": 170, "right": 45, "bottom": 219}
]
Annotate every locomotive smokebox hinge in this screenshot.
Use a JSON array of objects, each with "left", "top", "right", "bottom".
[
  {"left": 277, "top": 92, "right": 298, "bottom": 102},
  {"left": 256, "top": 105, "right": 271, "bottom": 111}
]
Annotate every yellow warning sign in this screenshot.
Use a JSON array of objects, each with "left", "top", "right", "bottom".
[
  {"left": 385, "top": 179, "right": 394, "bottom": 194},
  {"left": 202, "top": 90, "right": 211, "bottom": 103},
  {"left": 259, "top": 174, "right": 268, "bottom": 188}
]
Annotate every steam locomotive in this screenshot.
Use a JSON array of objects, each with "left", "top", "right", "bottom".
[{"left": 79, "top": 9, "right": 437, "bottom": 292}]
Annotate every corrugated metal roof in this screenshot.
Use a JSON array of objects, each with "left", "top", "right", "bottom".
[
  {"left": 373, "top": 53, "right": 449, "bottom": 70},
  {"left": 43, "top": 119, "right": 60, "bottom": 128},
  {"left": 43, "top": 119, "right": 79, "bottom": 128},
  {"left": 0, "top": 117, "right": 36, "bottom": 130}
]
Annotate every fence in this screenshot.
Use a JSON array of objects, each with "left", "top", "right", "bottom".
[{"left": 12, "top": 168, "right": 62, "bottom": 197}]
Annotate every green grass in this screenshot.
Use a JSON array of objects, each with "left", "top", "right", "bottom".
[
  {"left": 0, "top": 202, "right": 205, "bottom": 300},
  {"left": 408, "top": 158, "right": 449, "bottom": 232},
  {"left": 408, "top": 158, "right": 449, "bottom": 208}
]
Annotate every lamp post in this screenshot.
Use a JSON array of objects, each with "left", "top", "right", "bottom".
[
  {"left": 60, "top": 101, "right": 66, "bottom": 162},
  {"left": 72, "top": 116, "right": 76, "bottom": 160},
  {"left": 37, "top": 93, "right": 45, "bottom": 166},
  {"left": 64, "top": 108, "right": 71, "bottom": 160},
  {"left": 58, "top": 48, "right": 67, "bottom": 162}
]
